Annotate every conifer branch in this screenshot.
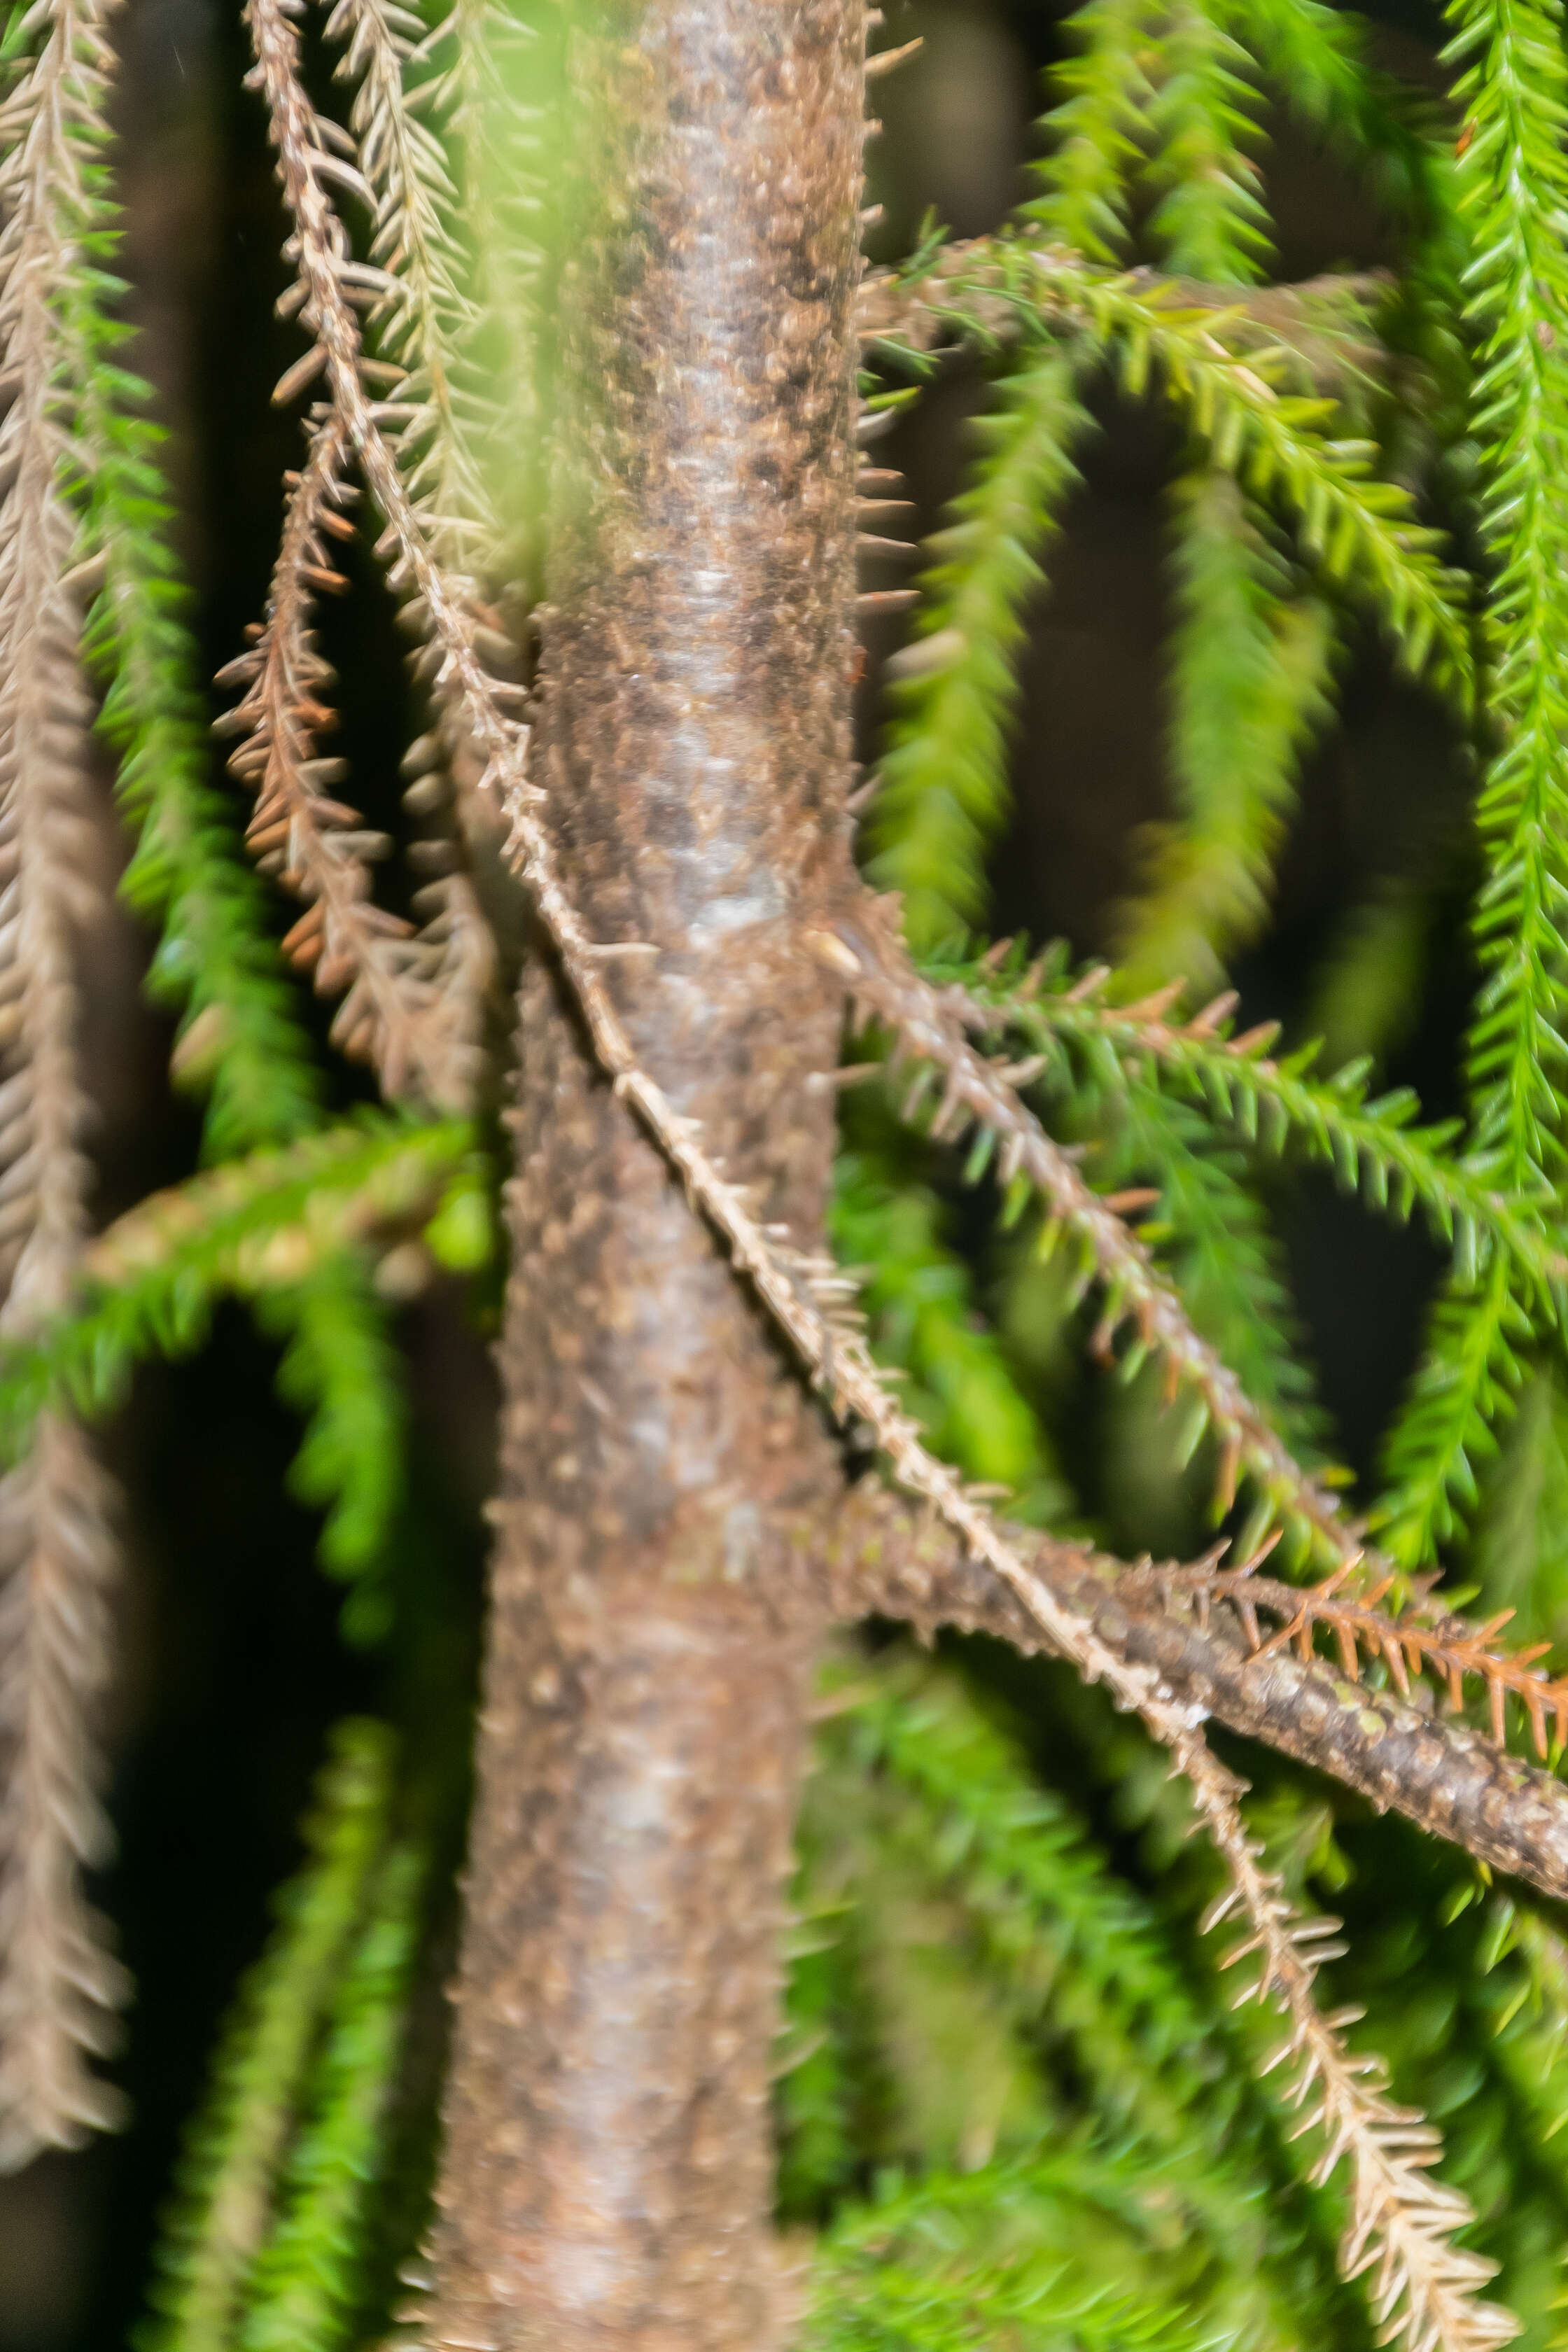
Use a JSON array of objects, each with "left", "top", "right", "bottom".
[
  {"left": 223, "top": 13, "right": 1566, "bottom": 2332},
  {"left": 816, "top": 1488, "right": 1519, "bottom": 2348},
  {"left": 825, "top": 1480, "right": 1568, "bottom": 1910},
  {"left": 1136, "top": 1549, "right": 1568, "bottom": 1758},
  {"left": 808, "top": 1646, "right": 1316, "bottom": 2335},
  {"left": 897, "top": 939, "right": 1568, "bottom": 1582},
  {"left": 0, "top": 0, "right": 126, "bottom": 2164},
  {"left": 234, "top": 43, "right": 1537, "bottom": 2339},
  {"left": 48, "top": 111, "right": 415, "bottom": 1653}
]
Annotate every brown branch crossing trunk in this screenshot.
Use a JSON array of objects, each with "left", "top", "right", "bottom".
[{"left": 427, "top": 0, "right": 864, "bottom": 2344}]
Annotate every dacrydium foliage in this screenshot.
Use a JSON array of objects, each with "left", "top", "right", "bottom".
[{"left": 10, "top": 0, "right": 1568, "bottom": 2345}]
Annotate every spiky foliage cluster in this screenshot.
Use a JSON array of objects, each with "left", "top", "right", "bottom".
[
  {"left": 4, "top": 0, "right": 1568, "bottom": 2347},
  {"left": 137, "top": 1721, "right": 426, "bottom": 2352}
]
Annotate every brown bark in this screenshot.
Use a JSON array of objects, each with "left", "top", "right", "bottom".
[
  {"left": 827, "top": 1483, "right": 1568, "bottom": 1905},
  {"left": 426, "top": 0, "right": 864, "bottom": 2346}
]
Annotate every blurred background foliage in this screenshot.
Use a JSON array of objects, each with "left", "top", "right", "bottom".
[{"left": 2, "top": 0, "right": 1562, "bottom": 2344}]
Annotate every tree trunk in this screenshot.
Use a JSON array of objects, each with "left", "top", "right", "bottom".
[{"left": 426, "top": 1, "right": 864, "bottom": 2345}]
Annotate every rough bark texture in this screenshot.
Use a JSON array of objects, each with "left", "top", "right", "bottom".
[
  {"left": 827, "top": 1483, "right": 1568, "bottom": 1905},
  {"left": 426, "top": 1, "right": 864, "bottom": 2345}
]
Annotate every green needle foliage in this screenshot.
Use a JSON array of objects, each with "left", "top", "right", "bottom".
[
  {"left": 865, "top": 349, "right": 1086, "bottom": 950},
  {"left": 1145, "top": 3, "right": 1270, "bottom": 283},
  {"left": 234, "top": 1839, "right": 425, "bottom": 2352},
  {"left": 139, "top": 1723, "right": 412, "bottom": 2352},
  {"left": 1029, "top": 0, "right": 1163, "bottom": 265},
  {"left": 807, "top": 2145, "right": 1259, "bottom": 2352},
  {"left": 1446, "top": 0, "right": 1568, "bottom": 1194},
  {"left": 0, "top": 1115, "right": 473, "bottom": 1455},
  {"left": 1118, "top": 469, "right": 1336, "bottom": 995}
]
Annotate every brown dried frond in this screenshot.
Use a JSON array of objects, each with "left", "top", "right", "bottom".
[
  {"left": 246, "top": 0, "right": 532, "bottom": 960},
  {"left": 324, "top": 0, "right": 493, "bottom": 574},
  {"left": 426, "top": 0, "right": 540, "bottom": 564},
  {"left": 1180, "top": 1728, "right": 1517, "bottom": 2352},
  {"left": 400, "top": 709, "right": 498, "bottom": 1063},
  {"left": 0, "top": 1414, "right": 125, "bottom": 2169},
  {"left": 216, "top": 412, "right": 482, "bottom": 1109},
  {"left": 1147, "top": 1553, "right": 1568, "bottom": 1758},
  {"left": 0, "top": 0, "right": 128, "bottom": 2165}
]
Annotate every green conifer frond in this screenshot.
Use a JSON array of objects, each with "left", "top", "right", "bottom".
[
  {"left": 1471, "top": 1364, "right": 1568, "bottom": 1641},
  {"left": 870, "top": 248, "right": 1471, "bottom": 701},
  {"left": 0, "top": 1116, "right": 472, "bottom": 1454},
  {"left": 1028, "top": 0, "right": 1162, "bottom": 266},
  {"left": 1118, "top": 469, "right": 1336, "bottom": 994},
  {"left": 69, "top": 343, "right": 326, "bottom": 1159},
  {"left": 1366, "top": 0, "right": 1568, "bottom": 1578},
  {"left": 1221, "top": 0, "right": 1448, "bottom": 229},
  {"left": 1050, "top": 265, "right": 1472, "bottom": 699},
  {"left": 429, "top": 0, "right": 542, "bottom": 573},
  {"left": 832, "top": 1110, "right": 1071, "bottom": 1525},
  {"left": 1146, "top": 1, "right": 1271, "bottom": 284},
  {"left": 1474, "top": 1894, "right": 1568, "bottom": 2183},
  {"left": 138, "top": 1722, "right": 398, "bottom": 2352},
  {"left": 1070, "top": 1069, "right": 1327, "bottom": 1477},
  {"left": 1373, "top": 1262, "right": 1529, "bottom": 1567},
  {"left": 325, "top": 0, "right": 493, "bottom": 573},
  {"left": 777, "top": 1863, "right": 870, "bottom": 2220},
  {"left": 262, "top": 1255, "right": 408, "bottom": 1642},
  {"left": 945, "top": 949, "right": 1563, "bottom": 1313},
  {"left": 56, "top": 180, "right": 424, "bottom": 1637},
  {"left": 1444, "top": 0, "right": 1568, "bottom": 1194},
  {"left": 237, "top": 1839, "right": 424, "bottom": 2352},
  {"left": 813, "top": 1653, "right": 1287, "bottom": 2278},
  {"left": 807, "top": 2142, "right": 1273, "bottom": 2352},
  {"left": 865, "top": 349, "right": 1086, "bottom": 951}
]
